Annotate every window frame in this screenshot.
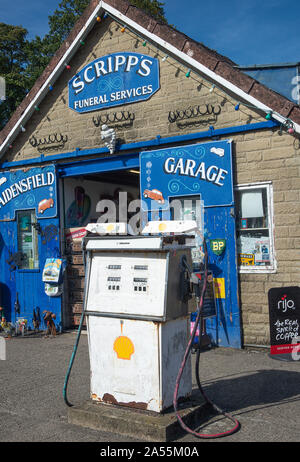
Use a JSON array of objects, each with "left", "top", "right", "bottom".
[
  {"left": 234, "top": 181, "right": 277, "bottom": 273},
  {"left": 16, "top": 209, "right": 40, "bottom": 271}
]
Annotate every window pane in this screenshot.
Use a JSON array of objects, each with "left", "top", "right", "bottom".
[
  {"left": 235, "top": 187, "right": 271, "bottom": 267},
  {"left": 17, "top": 211, "right": 39, "bottom": 269}
]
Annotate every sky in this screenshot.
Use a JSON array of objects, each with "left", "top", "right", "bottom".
[{"left": 0, "top": 0, "right": 299, "bottom": 66}]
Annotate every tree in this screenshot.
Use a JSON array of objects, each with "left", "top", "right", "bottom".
[
  {"left": 47, "top": 0, "right": 166, "bottom": 44},
  {"left": 1, "top": 1, "right": 167, "bottom": 127},
  {"left": 0, "top": 23, "right": 29, "bottom": 129},
  {"left": 26, "top": 0, "right": 167, "bottom": 98}
]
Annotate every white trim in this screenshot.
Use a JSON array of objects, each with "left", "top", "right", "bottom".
[
  {"left": 0, "top": 1, "right": 104, "bottom": 156},
  {"left": 235, "top": 182, "right": 277, "bottom": 274},
  {"left": 102, "top": 1, "right": 300, "bottom": 134},
  {"left": 1, "top": 0, "right": 299, "bottom": 157}
]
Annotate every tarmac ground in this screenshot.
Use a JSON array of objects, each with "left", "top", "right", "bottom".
[{"left": 0, "top": 331, "right": 300, "bottom": 445}]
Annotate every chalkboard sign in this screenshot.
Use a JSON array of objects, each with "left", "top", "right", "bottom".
[{"left": 268, "top": 286, "right": 300, "bottom": 358}]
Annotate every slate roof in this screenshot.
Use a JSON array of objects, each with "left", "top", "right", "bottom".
[{"left": 1, "top": 0, "right": 299, "bottom": 151}]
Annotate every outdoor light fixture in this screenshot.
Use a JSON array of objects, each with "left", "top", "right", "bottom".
[{"left": 265, "top": 111, "right": 272, "bottom": 120}]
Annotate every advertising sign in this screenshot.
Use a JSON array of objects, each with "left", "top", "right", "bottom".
[
  {"left": 68, "top": 52, "right": 160, "bottom": 113},
  {"left": 0, "top": 165, "right": 57, "bottom": 220},
  {"left": 140, "top": 140, "right": 234, "bottom": 210},
  {"left": 268, "top": 286, "right": 300, "bottom": 358}
]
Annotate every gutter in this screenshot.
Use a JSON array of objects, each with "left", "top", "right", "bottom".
[{"left": 0, "top": 120, "right": 279, "bottom": 171}]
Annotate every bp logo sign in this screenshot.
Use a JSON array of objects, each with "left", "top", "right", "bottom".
[{"left": 210, "top": 239, "right": 226, "bottom": 255}]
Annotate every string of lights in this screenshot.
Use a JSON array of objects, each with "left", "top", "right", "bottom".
[{"left": 10, "top": 9, "right": 296, "bottom": 150}]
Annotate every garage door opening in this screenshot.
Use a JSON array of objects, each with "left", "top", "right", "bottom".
[{"left": 61, "top": 168, "right": 140, "bottom": 328}]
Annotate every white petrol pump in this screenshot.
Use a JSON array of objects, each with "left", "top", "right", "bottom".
[
  {"left": 81, "top": 220, "right": 199, "bottom": 413},
  {"left": 63, "top": 218, "right": 241, "bottom": 438}
]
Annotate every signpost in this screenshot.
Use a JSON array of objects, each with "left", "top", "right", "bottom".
[{"left": 268, "top": 286, "right": 300, "bottom": 360}]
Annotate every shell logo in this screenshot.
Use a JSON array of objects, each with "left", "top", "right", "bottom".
[
  {"left": 113, "top": 335, "right": 135, "bottom": 360},
  {"left": 158, "top": 222, "right": 167, "bottom": 232}
]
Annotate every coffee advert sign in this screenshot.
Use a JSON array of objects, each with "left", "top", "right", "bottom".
[{"left": 268, "top": 286, "right": 300, "bottom": 357}]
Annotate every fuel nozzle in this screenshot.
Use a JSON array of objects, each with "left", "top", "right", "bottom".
[
  {"left": 14, "top": 293, "right": 20, "bottom": 315},
  {"left": 190, "top": 266, "right": 206, "bottom": 299}
]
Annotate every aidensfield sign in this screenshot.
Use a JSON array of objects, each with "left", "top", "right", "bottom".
[{"left": 68, "top": 52, "right": 160, "bottom": 113}]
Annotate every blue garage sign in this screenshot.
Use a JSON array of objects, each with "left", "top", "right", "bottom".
[
  {"left": 68, "top": 52, "right": 160, "bottom": 113},
  {"left": 139, "top": 140, "right": 241, "bottom": 349},
  {"left": 140, "top": 140, "right": 233, "bottom": 210},
  {"left": 0, "top": 165, "right": 57, "bottom": 220}
]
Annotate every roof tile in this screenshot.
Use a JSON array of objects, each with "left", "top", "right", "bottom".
[
  {"left": 126, "top": 5, "right": 157, "bottom": 32},
  {"left": 153, "top": 23, "right": 188, "bottom": 51},
  {"left": 1, "top": 0, "right": 299, "bottom": 147},
  {"left": 249, "top": 82, "right": 295, "bottom": 117},
  {"left": 214, "top": 61, "right": 254, "bottom": 93},
  {"left": 103, "top": 0, "right": 130, "bottom": 14},
  {"left": 287, "top": 105, "right": 300, "bottom": 125},
  {"left": 182, "top": 40, "right": 219, "bottom": 71}
]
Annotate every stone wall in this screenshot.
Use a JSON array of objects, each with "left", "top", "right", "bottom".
[{"left": 2, "top": 17, "right": 300, "bottom": 345}]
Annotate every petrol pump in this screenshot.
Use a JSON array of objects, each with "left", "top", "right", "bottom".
[
  {"left": 64, "top": 220, "right": 240, "bottom": 438},
  {"left": 63, "top": 139, "right": 242, "bottom": 438},
  {"left": 72, "top": 220, "right": 197, "bottom": 413}
]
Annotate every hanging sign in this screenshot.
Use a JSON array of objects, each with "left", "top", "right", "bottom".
[
  {"left": 140, "top": 140, "right": 234, "bottom": 210},
  {"left": 268, "top": 286, "right": 300, "bottom": 358},
  {"left": 68, "top": 52, "right": 160, "bottom": 113},
  {"left": 0, "top": 166, "right": 57, "bottom": 221}
]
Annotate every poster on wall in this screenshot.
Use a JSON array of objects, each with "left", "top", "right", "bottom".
[
  {"left": 268, "top": 286, "right": 300, "bottom": 358},
  {"left": 0, "top": 165, "right": 57, "bottom": 221},
  {"left": 65, "top": 186, "right": 91, "bottom": 227},
  {"left": 140, "top": 140, "right": 234, "bottom": 210}
]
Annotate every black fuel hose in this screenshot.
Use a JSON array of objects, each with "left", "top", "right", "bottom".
[
  {"left": 63, "top": 305, "right": 85, "bottom": 407},
  {"left": 173, "top": 239, "right": 241, "bottom": 439},
  {"left": 63, "top": 245, "right": 87, "bottom": 408}
]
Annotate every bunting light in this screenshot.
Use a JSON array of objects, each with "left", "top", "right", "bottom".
[
  {"left": 265, "top": 111, "right": 272, "bottom": 120},
  {"left": 4, "top": 9, "right": 295, "bottom": 157}
]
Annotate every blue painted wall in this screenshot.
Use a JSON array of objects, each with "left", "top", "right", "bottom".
[
  {"left": 140, "top": 140, "right": 242, "bottom": 348},
  {"left": 0, "top": 166, "right": 62, "bottom": 331}
]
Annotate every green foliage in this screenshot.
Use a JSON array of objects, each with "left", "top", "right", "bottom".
[
  {"left": 0, "top": 23, "right": 29, "bottom": 129},
  {"left": 0, "top": 0, "right": 167, "bottom": 128},
  {"left": 47, "top": 0, "right": 166, "bottom": 44}
]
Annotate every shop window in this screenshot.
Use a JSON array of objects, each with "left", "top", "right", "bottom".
[
  {"left": 235, "top": 183, "right": 276, "bottom": 272},
  {"left": 16, "top": 210, "right": 39, "bottom": 269}
]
